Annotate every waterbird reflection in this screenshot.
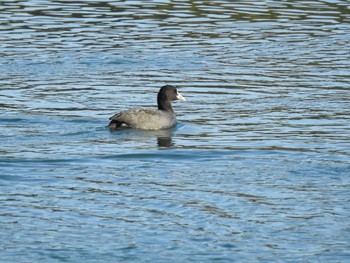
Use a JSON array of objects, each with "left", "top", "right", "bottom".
[{"left": 109, "top": 127, "right": 175, "bottom": 148}]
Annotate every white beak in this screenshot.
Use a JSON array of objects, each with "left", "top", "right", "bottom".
[{"left": 176, "top": 92, "right": 186, "bottom": 101}]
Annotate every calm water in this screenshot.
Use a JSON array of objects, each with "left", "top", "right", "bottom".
[{"left": 1, "top": 0, "right": 350, "bottom": 262}]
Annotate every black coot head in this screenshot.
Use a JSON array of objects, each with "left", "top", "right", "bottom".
[{"left": 158, "top": 85, "right": 186, "bottom": 101}]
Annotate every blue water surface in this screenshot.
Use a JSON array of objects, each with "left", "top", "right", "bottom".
[{"left": 1, "top": 0, "right": 350, "bottom": 262}]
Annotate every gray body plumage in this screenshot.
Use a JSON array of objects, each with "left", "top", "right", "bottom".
[{"left": 109, "top": 108, "right": 176, "bottom": 130}]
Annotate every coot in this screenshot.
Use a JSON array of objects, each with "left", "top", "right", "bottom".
[{"left": 108, "top": 85, "right": 185, "bottom": 130}]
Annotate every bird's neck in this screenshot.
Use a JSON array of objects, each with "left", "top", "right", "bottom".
[{"left": 157, "top": 94, "right": 174, "bottom": 112}]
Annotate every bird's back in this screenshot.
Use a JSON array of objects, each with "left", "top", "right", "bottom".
[{"left": 108, "top": 108, "right": 176, "bottom": 130}]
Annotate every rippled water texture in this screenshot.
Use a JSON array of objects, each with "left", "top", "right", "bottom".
[{"left": 1, "top": 0, "right": 350, "bottom": 262}]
